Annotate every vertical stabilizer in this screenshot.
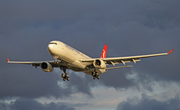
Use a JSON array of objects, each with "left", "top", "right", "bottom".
[{"left": 100, "top": 44, "right": 108, "bottom": 58}]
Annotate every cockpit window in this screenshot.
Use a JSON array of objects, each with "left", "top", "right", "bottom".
[{"left": 49, "top": 42, "right": 57, "bottom": 45}]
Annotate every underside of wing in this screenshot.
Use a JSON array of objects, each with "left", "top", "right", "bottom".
[{"left": 106, "top": 65, "right": 133, "bottom": 70}]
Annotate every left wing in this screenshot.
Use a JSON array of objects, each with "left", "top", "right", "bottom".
[{"left": 79, "top": 49, "right": 173, "bottom": 66}]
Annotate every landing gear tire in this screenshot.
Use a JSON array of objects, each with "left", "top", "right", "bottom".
[
  {"left": 93, "top": 77, "right": 96, "bottom": 80},
  {"left": 95, "top": 73, "right": 98, "bottom": 76},
  {"left": 92, "top": 72, "right": 95, "bottom": 76},
  {"left": 97, "top": 75, "right": 100, "bottom": 79},
  {"left": 67, "top": 77, "right": 70, "bottom": 81},
  {"left": 65, "top": 73, "right": 68, "bottom": 77},
  {"left": 61, "top": 73, "right": 65, "bottom": 78},
  {"left": 63, "top": 78, "right": 66, "bottom": 81}
]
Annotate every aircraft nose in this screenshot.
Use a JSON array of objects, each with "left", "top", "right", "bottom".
[
  {"left": 48, "top": 43, "right": 54, "bottom": 53},
  {"left": 48, "top": 42, "right": 59, "bottom": 54}
]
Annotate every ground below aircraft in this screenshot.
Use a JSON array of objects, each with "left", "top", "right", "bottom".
[{"left": 7, "top": 41, "right": 173, "bottom": 81}]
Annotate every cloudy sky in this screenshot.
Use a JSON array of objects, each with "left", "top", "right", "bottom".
[{"left": 1, "top": 0, "right": 180, "bottom": 110}]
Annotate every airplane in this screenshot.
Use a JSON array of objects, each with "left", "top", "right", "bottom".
[{"left": 7, "top": 41, "right": 173, "bottom": 81}]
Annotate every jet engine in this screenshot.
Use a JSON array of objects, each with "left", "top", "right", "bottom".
[
  {"left": 93, "top": 59, "right": 106, "bottom": 69},
  {"left": 40, "top": 62, "right": 53, "bottom": 72}
]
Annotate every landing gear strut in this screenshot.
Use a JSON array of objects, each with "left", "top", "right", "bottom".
[
  {"left": 60, "top": 67, "right": 70, "bottom": 81},
  {"left": 92, "top": 72, "right": 100, "bottom": 80}
]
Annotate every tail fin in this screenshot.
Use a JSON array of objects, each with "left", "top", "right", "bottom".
[{"left": 100, "top": 44, "right": 108, "bottom": 58}]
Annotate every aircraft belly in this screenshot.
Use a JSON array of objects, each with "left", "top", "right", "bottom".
[
  {"left": 69, "top": 60, "right": 86, "bottom": 70},
  {"left": 84, "top": 68, "right": 107, "bottom": 75},
  {"left": 69, "top": 67, "right": 85, "bottom": 72}
]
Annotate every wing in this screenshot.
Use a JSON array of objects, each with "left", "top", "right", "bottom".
[
  {"left": 79, "top": 49, "right": 173, "bottom": 66},
  {"left": 7, "top": 58, "right": 67, "bottom": 68}
]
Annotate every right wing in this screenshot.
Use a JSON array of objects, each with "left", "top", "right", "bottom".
[{"left": 7, "top": 58, "right": 67, "bottom": 68}]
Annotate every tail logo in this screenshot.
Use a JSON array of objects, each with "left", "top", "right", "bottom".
[
  {"left": 102, "top": 50, "right": 106, "bottom": 58},
  {"left": 100, "top": 44, "right": 108, "bottom": 58}
]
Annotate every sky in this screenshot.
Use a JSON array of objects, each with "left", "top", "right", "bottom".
[{"left": 0, "top": 0, "right": 180, "bottom": 110}]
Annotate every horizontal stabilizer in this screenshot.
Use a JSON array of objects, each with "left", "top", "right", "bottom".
[{"left": 106, "top": 65, "right": 132, "bottom": 70}]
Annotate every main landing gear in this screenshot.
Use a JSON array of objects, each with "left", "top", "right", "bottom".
[
  {"left": 61, "top": 73, "right": 70, "bottom": 81},
  {"left": 92, "top": 72, "right": 100, "bottom": 80},
  {"left": 61, "top": 68, "right": 70, "bottom": 81}
]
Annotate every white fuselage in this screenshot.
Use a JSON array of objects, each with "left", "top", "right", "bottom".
[{"left": 48, "top": 41, "right": 106, "bottom": 75}]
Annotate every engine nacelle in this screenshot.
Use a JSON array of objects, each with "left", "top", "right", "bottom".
[
  {"left": 40, "top": 62, "right": 53, "bottom": 72},
  {"left": 93, "top": 59, "right": 106, "bottom": 69}
]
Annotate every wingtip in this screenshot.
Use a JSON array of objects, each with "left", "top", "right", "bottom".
[
  {"left": 168, "top": 49, "right": 174, "bottom": 54},
  {"left": 7, "top": 58, "right": 10, "bottom": 62}
]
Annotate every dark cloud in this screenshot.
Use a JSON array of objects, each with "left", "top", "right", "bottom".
[
  {"left": 66, "top": 72, "right": 93, "bottom": 96},
  {"left": 0, "top": 98, "right": 75, "bottom": 110},
  {"left": 117, "top": 94, "right": 180, "bottom": 110},
  {"left": 0, "top": 103, "right": 7, "bottom": 110},
  {"left": 0, "top": 66, "right": 94, "bottom": 98},
  {"left": 98, "top": 68, "right": 136, "bottom": 89},
  {"left": 0, "top": 66, "right": 62, "bottom": 98}
]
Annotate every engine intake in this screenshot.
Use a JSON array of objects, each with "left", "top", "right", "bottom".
[
  {"left": 40, "top": 62, "right": 53, "bottom": 72},
  {"left": 93, "top": 59, "right": 106, "bottom": 69}
]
